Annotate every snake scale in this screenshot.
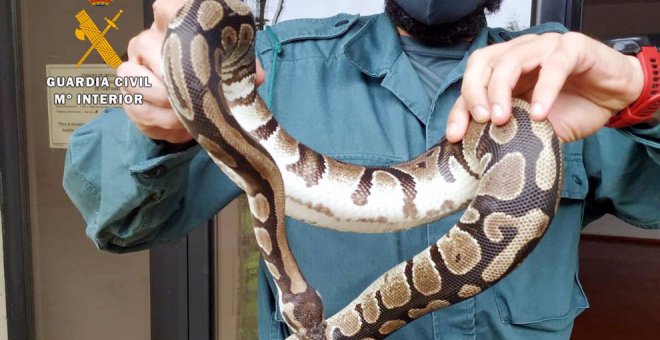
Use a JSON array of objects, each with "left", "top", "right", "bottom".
[{"left": 161, "top": 0, "right": 564, "bottom": 338}]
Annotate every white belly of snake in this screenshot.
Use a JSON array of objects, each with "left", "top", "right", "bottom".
[
  {"left": 230, "top": 101, "right": 481, "bottom": 232},
  {"left": 162, "top": 0, "right": 564, "bottom": 339}
]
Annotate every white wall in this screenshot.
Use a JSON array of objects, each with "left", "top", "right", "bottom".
[{"left": 262, "top": 0, "right": 533, "bottom": 29}]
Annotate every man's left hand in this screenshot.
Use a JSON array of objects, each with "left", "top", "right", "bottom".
[{"left": 446, "top": 32, "right": 644, "bottom": 143}]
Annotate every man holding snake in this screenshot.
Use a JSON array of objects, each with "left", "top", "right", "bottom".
[{"left": 63, "top": 0, "right": 659, "bottom": 338}]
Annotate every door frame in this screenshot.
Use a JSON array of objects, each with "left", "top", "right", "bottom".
[{"left": 0, "top": 0, "right": 35, "bottom": 338}]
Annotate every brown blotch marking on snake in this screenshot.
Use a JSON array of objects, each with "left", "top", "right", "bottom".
[
  {"left": 287, "top": 196, "right": 336, "bottom": 219},
  {"left": 222, "top": 30, "right": 254, "bottom": 81},
  {"left": 394, "top": 146, "right": 441, "bottom": 183},
  {"left": 214, "top": 48, "right": 222, "bottom": 77},
  {"left": 273, "top": 127, "right": 299, "bottom": 157},
  {"left": 163, "top": 34, "right": 194, "bottom": 121},
  {"left": 437, "top": 228, "right": 482, "bottom": 275},
  {"left": 332, "top": 309, "right": 362, "bottom": 337},
  {"left": 489, "top": 114, "right": 518, "bottom": 145},
  {"left": 223, "top": 57, "right": 255, "bottom": 85},
  {"left": 359, "top": 293, "right": 381, "bottom": 324},
  {"left": 239, "top": 24, "right": 255, "bottom": 49},
  {"left": 351, "top": 168, "right": 418, "bottom": 220},
  {"left": 441, "top": 199, "right": 457, "bottom": 211},
  {"left": 380, "top": 262, "right": 412, "bottom": 309},
  {"left": 222, "top": 24, "right": 254, "bottom": 72},
  {"left": 482, "top": 209, "right": 550, "bottom": 282},
  {"left": 168, "top": 0, "right": 193, "bottom": 28},
  {"left": 356, "top": 216, "right": 389, "bottom": 224},
  {"left": 252, "top": 97, "right": 279, "bottom": 126},
  {"left": 460, "top": 206, "right": 481, "bottom": 224},
  {"left": 403, "top": 195, "right": 419, "bottom": 219},
  {"left": 478, "top": 153, "right": 526, "bottom": 201},
  {"left": 532, "top": 121, "right": 557, "bottom": 191},
  {"left": 351, "top": 173, "right": 372, "bottom": 206},
  {"left": 412, "top": 251, "right": 442, "bottom": 296},
  {"left": 292, "top": 290, "right": 328, "bottom": 337},
  {"left": 202, "top": 92, "right": 244, "bottom": 145},
  {"left": 458, "top": 284, "right": 482, "bottom": 298},
  {"left": 220, "top": 26, "right": 237, "bottom": 59},
  {"left": 483, "top": 212, "right": 511, "bottom": 243},
  {"left": 248, "top": 193, "right": 270, "bottom": 223},
  {"left": 197, "top": 135, "right": 238, "bottom": 168},
  {"left": 462, "top": 120, "right": 488, "bottom": 175},
  {"left": 440, "top": 140, "right": 481, "bottom": 184},
  {"left": 281, "top": 302, "right": 304, "bottom": 331},
  {"left": 379, "top": 320, "right": 407, "bottom": 335},
  {"left": 253, "top": 227, "right": 272, "bottom": 254},
  {"left": 197, "top": 1, "right": 224, "bottom": 31},
  {"left": 373, "top": 171, "right": 398, "bottom": 189},
  {"left": 326, "top": 158, "right": 365, "bottom": 186},
  {"left": 435, "top": 150, "right": 458, "bottom": 183},
  {"left": 408, "top": 300, "right": 450, "bottom": 319},
  {"left": 223, "top": 0, "right": 252, "bottom": 16},
  {"left": 253, "top": 117, "right": 279, "bottom": 140},
  {"left": 286, "top": 144, "right": 327, "bottom": 187},
  {"left": 191, "top": 34, "right": 211, "bottom": 86},
  {"left": 423, "top": 200, "right": 470, "bottom": 222}
]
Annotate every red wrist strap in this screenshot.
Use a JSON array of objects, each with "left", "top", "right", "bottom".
[{"left": 607, "top": 46, "right": 660, "bottom": 128}]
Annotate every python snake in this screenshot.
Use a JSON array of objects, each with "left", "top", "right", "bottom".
[{"left": 161, "top": 0, "right": 564, "bottom": 338}]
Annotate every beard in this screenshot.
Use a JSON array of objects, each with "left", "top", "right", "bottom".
[{"left": 385, "top": 0, "right": 503, "bottom": 47}]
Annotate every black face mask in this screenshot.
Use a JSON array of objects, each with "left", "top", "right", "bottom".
[
  {"left": 385, "top": 0, "right": 503, "bottom": 47},
  {"left": 393, "top": 0, "right": 488, "bottom": 25}
]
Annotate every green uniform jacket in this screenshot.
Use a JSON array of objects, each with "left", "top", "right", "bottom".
[{"left": 63, "top": 13, "right": 660, "bottom": 339}]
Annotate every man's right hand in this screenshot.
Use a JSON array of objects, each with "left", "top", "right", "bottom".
[{"left": 117, "top": 0, "right": 264, "bottom": 144}]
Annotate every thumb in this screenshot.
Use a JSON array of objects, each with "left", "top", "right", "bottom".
[{"left": 256, "top": 59, "right": 266, "bottom": 87}]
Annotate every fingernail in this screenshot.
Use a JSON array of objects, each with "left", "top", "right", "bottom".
[
  {"left": 532, "top": 103, "right": 543, "bottom": 118},
  {"left": 473, "top": 105, "right": 489, "bottom": 122},
  {"left": 492, "top": 104, "right": 504, "bottom": 120}
]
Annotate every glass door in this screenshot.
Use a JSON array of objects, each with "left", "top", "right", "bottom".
[{"left": 2, "top": 1, "right": 152, "bottom": 339}]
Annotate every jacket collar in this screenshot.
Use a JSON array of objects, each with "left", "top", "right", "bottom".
[
  {"left": 342, "top": 13, "right": 492, "bottom": 123},
  {"left": 342, "top": 14, "right": 403, "bottom": 78}
]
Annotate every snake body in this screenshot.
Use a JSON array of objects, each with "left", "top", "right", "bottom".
[{"left": 162, "top": 1, "right": 564, "bottom": 338}]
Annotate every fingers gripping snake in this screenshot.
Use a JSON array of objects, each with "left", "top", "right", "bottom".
[{"left": 161, "top": 0, "right": 564, "bottom": 338}]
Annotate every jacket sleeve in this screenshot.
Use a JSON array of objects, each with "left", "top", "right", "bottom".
[
  {"left": 63, "top": 108, "right": 241, "bottom": 253},
  {"left": 583, "top": 123, "right": 660, "bottom": 229}
]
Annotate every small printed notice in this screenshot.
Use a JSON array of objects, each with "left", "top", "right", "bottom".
[{"left": 45, "top": 64, "right": 149, "bottom": 148}]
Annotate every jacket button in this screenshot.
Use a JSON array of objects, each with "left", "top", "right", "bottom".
[
  {"left": 141, "top": 165, "right": 167, "bottom": 179},
  {"left": 335, "top": 20, "right": 349, "bottom": 27},
  {"left": 572, "top": 175, "right": 583, "bottom": 185}
]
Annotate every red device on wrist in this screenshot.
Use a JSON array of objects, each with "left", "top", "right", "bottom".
[{"left": 606, "top": 38, "right": 660, "bottom": 128}]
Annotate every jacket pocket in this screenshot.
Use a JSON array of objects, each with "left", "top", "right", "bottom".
[{"left": 493, "top": 273, "right": 590, "bottom": 331}]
